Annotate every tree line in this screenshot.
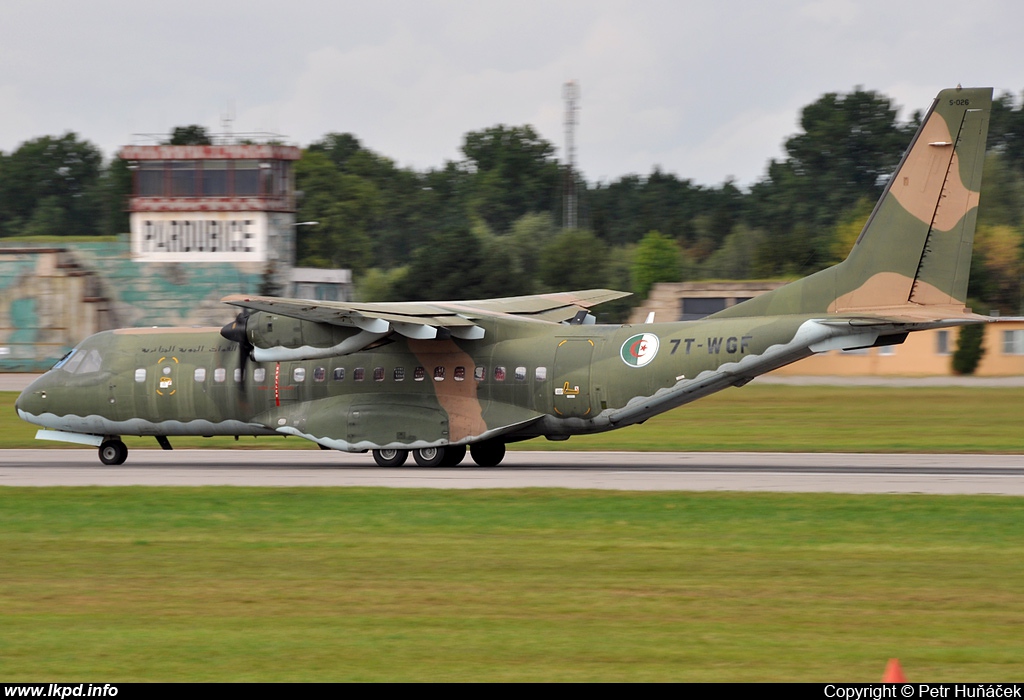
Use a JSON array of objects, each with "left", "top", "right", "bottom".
[{"left": 2, "top": 89, "right": 1023, "bottom": 317}]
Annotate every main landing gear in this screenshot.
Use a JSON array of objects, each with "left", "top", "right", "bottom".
[
  {"left": 99, "top": 438, "right": 128, "bottom": 465},
  {"left": 371, "top": 442, "right": 506, "bottom": 468},
  {"left": 372, "top": 448, "right": 408, "bottom": 467}
]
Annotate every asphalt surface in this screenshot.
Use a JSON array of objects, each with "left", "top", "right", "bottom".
[{"left": 3, "top": 449, "right": 1024, "bottom": 494}]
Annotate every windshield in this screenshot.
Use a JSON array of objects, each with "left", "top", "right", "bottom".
[{"left": 51, "top": 347, "right": 103, "bottom": 374}]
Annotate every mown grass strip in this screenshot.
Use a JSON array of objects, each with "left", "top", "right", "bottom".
[{"left": 1, "top": 487, "right": 1023, "bottom": 681}]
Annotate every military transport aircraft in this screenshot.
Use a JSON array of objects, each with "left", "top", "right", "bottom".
[{"left": 16, "top": 87, "right": 993, "bottom": 467}]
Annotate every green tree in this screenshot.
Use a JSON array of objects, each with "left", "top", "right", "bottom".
[
  {"left": 166, "top": 125, "right": 212, "bottom": 146},
  {"left": 537, "top": 229, "right": 608, "bottom": 291},
  {"left": 828, "top": 197, "right": 875, "bottom": 263},
  {"left": 972, "top": 224, "right": 1024, "bottom": 314},
  {"left": 588, "top": 171, "right": 737, "bottom": 248},
  {"left": 356, "top": 266, "right": 409, "bottom": 302},
  {"left": 987, "top": 91, "right": 1024, "bottom": 175},
  {"left": 294, "top": 151, "right": 379, "bottom": 271},
  {"left": 951, "top": 324, "right": 986, "bottom": 375},
  {"left": 978, "top": 153, "right": 1024, "bottom": 228},
  {"left": 747, "top": 89, "right": 917, "bottom": 275},
  {"left": 396, "top": 226, "right": 526, "bottom": 301},
  {"left": 784, "top": 88, "right": 915, "bottom": 208},
  {"left": 631, "top": 230, "right": 681, "bottom": 297},
  {"left": 307, "top": 133, "right": 363, "bottom": 171},
  {"left": 461, "top": 125, "right": 561, "bottom": 233},
  {"left": 508, "top": 212, "right": 559, "bottom": 288},
  {"left": 0, "top": 133, "right": 103, "bottom": 236},
  {"left": 701, "top": 224, "right": 766, "bottom": 279},
  {"left": 97, "top": 157, "right": 133, "bottom": 236}
]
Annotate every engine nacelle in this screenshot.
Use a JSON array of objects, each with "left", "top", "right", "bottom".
[{"left": 222, "top": 311, "right": 389, "bottom": 362}]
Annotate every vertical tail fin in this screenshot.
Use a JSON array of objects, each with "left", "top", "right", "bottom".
[
  {"left": 713, "top": 87, "right": 992, "bottom": 319},
  {"left": 834, "top": 86, "right": 991, "bottom": 312}
]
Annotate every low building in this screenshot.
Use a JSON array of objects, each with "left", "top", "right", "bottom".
[{"left": 291, "top": 268, "right": 353, "bottom": 302}]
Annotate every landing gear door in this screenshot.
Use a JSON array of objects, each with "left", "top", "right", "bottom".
[{"left": 553, "top": 338, "right": 595, "bottom": 419}]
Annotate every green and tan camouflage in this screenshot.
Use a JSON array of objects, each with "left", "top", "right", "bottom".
[{"left": 15, "top": 87, "right": 993, "bottom": 467}]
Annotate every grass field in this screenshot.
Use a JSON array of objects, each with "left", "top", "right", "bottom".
[
  {"left": 5, "top": 384, "right": 1023, "bottom": 452},
  {"left": 1, "top": 487, "right": 1023, "bottom": 681}
]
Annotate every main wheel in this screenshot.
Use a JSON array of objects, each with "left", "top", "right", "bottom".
[
  {"left": 99, "top": 439, "right": 128, "bottom": 466},
  {"left": 441, "top": 445, "right": 467, "bottom": 467},
  {"left": 470, "top": 441, "right": 506, "bottom": 467},
  {"left": 413, "top": 446, "right": 446, "bottom": 467},
  {"left": 372, "top": 448, "right": 408, "bottom": 467}
]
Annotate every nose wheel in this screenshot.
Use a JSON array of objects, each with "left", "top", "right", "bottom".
[{"left": 99, "top": 439, "right": 128, "bottom": 465}]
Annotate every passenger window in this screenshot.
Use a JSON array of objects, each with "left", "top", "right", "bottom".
[
  {"left": 354, "top": 368, "right": 365, "bottom": 381},
  {"left": 494, "top": 366, "right": 506, "bottom": 381},
  {"left": 413, "top": 366, "right": 425, "bottom": 381},
  {"left": 373, "top": 367, "right": 385, "bottom": 382},
  {"left": 314, "top": 367, "right": 326, "bottom": 382},
  {"left": 515, "top": 366, "right": 526, "bottom": 381},
  {"left": 234, "top": 368, "right": 242, "bottom": 383},
  {"left": 535, "top": 366, "right": 547, "bottom": 381},
  {"left": 394, "top": 367, "right": 406, "bottom": 381},
  {"left": 135, "top": 368, "right": 147, "bottom": 383},
  {"left": 434, "top": 366, "right": 445, "bottom": 381},
  {"left": 474, "top": 366, "right": 485, "bottom": 381},
  {"left": 254, "top": 367, "right": 266, "bottom": 383},
  {"left": 194, "top": 368, "right": 206, "bottom": 382},
  {"left": 333, "top": 367, "right": 345, "bottom": 381},
  {"left": 293, "top": 367, "right": 306, "bottom": 382},
  {"left": 214, "top": 368, "right": 226, "bottom": 383},
  {"left": 454, "top": 366, "right": 465, "bottom": 381}
]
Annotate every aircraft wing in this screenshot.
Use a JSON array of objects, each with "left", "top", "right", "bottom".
[{"left": 222, "top": 288, "right": 631, "bottom": 341}]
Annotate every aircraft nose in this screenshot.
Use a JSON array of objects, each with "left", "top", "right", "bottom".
[{"left": 15, "top": 374, "right": 52, "bottom": 420}]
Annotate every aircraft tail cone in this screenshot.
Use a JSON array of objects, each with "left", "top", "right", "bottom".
[{"left": 882, "top": 658, "right": 907, "bottom": 683}]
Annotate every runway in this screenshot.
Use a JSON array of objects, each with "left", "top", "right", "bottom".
[{"left": 2, "top": 449, "right": 1024, "bottom": 494}]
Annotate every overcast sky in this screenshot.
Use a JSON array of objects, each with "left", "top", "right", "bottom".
[{"left": 0, "top": 0, "right": 1021, "bottom": 187}]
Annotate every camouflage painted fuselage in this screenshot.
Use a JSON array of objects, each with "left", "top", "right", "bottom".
[{"left": 15, "top": 312, "right": 831, "bottom": 451}]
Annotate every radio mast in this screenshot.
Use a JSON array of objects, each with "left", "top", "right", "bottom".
[{"left": 563, "top": 80, "right": 580, "bottom": 229}]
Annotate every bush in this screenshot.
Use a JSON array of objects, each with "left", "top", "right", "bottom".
[{"left": 951, "top": 324, "right": 986, "bottom": 375}]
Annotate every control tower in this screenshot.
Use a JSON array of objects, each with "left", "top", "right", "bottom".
[{"left": 119, "top": 143, "right": 301, "bottom": 275}]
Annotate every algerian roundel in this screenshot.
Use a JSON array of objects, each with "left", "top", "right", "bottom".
[{"left": 620, "top": 333, "right": 660, "bottom": 367}]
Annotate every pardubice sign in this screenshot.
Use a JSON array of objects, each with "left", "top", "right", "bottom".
[{"left": 131, "top": 212, "right": 269, "bottom": 262}]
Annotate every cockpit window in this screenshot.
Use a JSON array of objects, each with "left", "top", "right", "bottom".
[
  {"left": 57, "top": 348, "right": 101, "bottom": 374},
  {"left": 52, "top": 349, "right": 76, "bottom": 370},
  {"left": 61, "top": 350, "right": 86, "bottom": 373},
  {"left": 76, "top": 349, "right": 103, "bottom": 374}
]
